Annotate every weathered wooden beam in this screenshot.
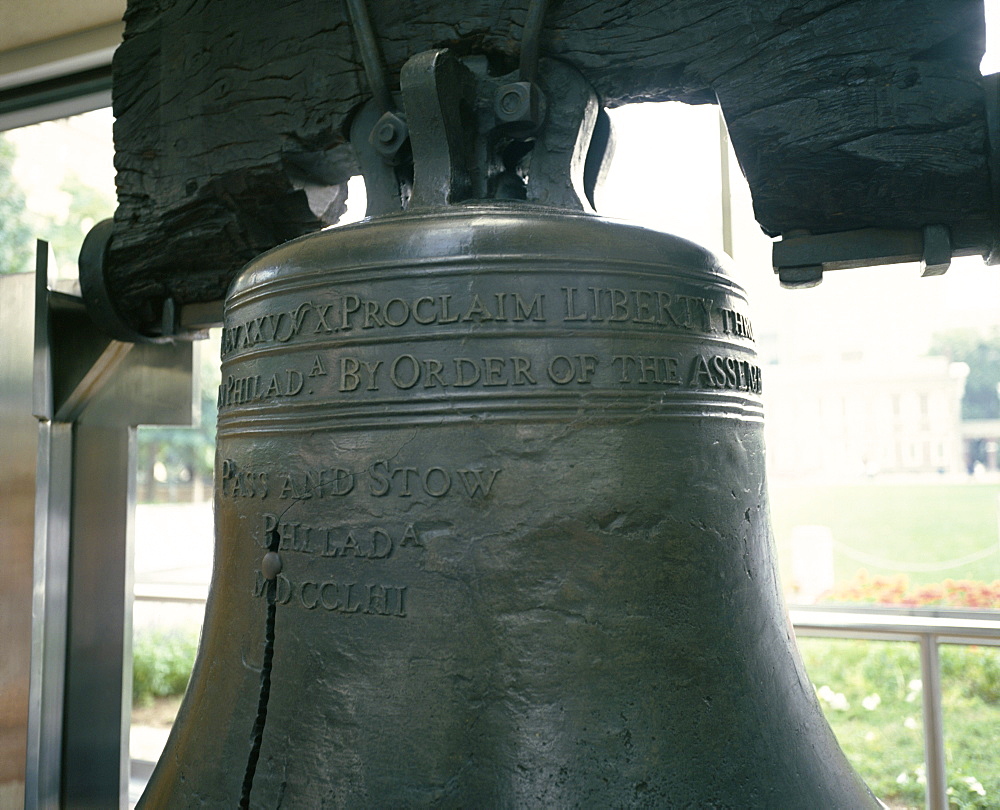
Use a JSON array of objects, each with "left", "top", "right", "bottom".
[{"left": 106, "top": 0, "right": 991, "bottom": 335}]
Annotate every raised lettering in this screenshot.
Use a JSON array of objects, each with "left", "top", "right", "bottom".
[
  {"left": 453, "top": 358, "right": 481, "bottom": 387},
  {"left": 562, "top": 287, "right": 588, "bottom": 321},
  {"left": 309, "top": 355, "right": 327, "bottom": 377},
  {"left": 390, "top": 354, "right": 420, "bottom": 389},
  {"left": 512, "top": 293, "right": 545, "bottom": 322},
  {"left": 399, "top": 524, "right": 422, "bottom": 547},
  {"left": 275, "top": 574, "right": 292, "bottom": 605},
  {"left": 423, "top": 358, "right": 447, "bottom": 388},
  {"left": 383, "top": 298, "right": 410, "bottom": 327},
  {"left": 482, "top": 357, "right": 508, "bottom": 386},
  {"left": 458, "top": 468, "right": 501, "bottom": 498},
  {"left": 512, "top": 356, "right": 536, "bottom": 385},
  {"left": 368, "top": 461, "right": 390, "bottom": 496},
  {"left": 548, "top": 355, "right": 575, "bottom": 385},
  {"left": 313, "top": 303, "right": 334, "bottom": 334},
  {"left": 362, "top": 300, "right": 383, "bottom": 328},
  {"left": 413, "top": 296, "right": 436, "bottom": 324},
  {"left": 362, "top": 360, "right": 382, "bottom": 391},
  {"left": 340, "top": 357, "right": 361, "bottom": 392},
  {"left": 422, "top": 468, "right": 451, "bottom": 497},
  {"left": 300, "top": 581, "right": 319, "bottom": 609},
  {"left": 461, "top": 294, "right": 493, "bottom": 322},
  {"left": 689, "top": 354, "right": 716, "bottom": 388},
  {"left": 609, "top": 288, "right": 629, "bottom": 322}
]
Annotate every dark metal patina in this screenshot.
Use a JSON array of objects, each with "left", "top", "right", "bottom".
[{"left": 139, "top": 41, "right": 879, "bottom": 809}]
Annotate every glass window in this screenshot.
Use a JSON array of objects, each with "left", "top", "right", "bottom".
[{"left": 1, "top": 108, "right": 116, "bottom": 278}]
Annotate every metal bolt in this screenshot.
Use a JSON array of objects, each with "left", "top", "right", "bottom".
[
  {"left": 377, "top": 122, "right": 397, "bottom": 144},
  {"left": 262, "top": 551, "right": 282, "bottom": 580},
  {"left": 369, "top": 111, "right": 409, "bottom": 161},
  {"left": 494, "top": 81, "right": 545, "bottom": 137},
  {"left": 498, "top": 88, "right": 526, "bottom": 117}
]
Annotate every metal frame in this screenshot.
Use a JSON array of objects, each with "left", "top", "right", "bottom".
[
  {"left": 0, "top": 21, "right": 120, "bottom": 133},
  {"left": 791, "top": 607, "right": 1000, "bottom": 810},
  {"left": 25, "top": 243, "right": 195, "bottom": 809},
  {"left": 0, "top": 269, "right": 44, "bottom": 809},
  {"left": 0, "top": 69, "right": 111, "bottom": 132}
]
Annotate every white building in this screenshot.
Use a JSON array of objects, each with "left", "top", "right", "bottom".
[{"left": 763, "top": 356, "right": 968, "bottom": 480}]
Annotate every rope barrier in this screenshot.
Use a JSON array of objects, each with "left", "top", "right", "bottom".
[{"left": 831, "top": 539, "right": 999, "bottom": 573}]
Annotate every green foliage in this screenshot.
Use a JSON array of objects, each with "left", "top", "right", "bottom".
[
  {"left": 799, "top": 638, "right": 1000, "bottom": 808},
  {"left": 132, "top": 630, "right": 199, "bottom": 706},
  {"left": 931, "top": 328, "right": 1000, "bottom": 421},
  {"left": 0, "top": 134, "right": 34, "bottom": 274},
  {"left": 0, "top": 136, "right": 115, "bottom": 276},
  {"left": 942, "top": 645, "right": 1000, "bottom": 705},
  {"left": 39, "top": 171, "right": 115, "bottom": 273}
]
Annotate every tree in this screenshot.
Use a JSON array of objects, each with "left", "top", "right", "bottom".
[
  {"left": 930, "top": 328, "right": 1000, "bottom": 420},
  {"left": 0, "top": 134, "right": 33, "bottom": 274},
  {"left": 41, "top": 171, "right": 115, "bottom": 273}
]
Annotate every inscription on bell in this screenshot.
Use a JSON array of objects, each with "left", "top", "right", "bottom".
[
  {"left": 338, "top": 355, "right": 540, "bottom": 392},
  {"left": 253, "top": 573, "right": 408, "bottom": 618},
  {"left": 218, "top": 350, "right": 764, "bottom": 412},
  {"left": 337, "top": 291, "right": 546, "bottom": 328},
  {"left": 689, "top": 354, "right": 763, "bottom": 394},
  {"left": 220, "top": 459, "right": 502, "bottom": 501},
  {"left": 221, "top": 291, "right": 548, "bottom": 357},
  {"left": 259, "top": 513, "right": 425, "bottom": 557},
  {"left": 220, "top": 283, "right": 756, "bottom": 363},
  {"left": 561, "top": 286, "right": 715, "bottom": 331},
  {"left": 297, "top": 352, "right": 761, "bottom": 395},
  {"left": 218, "top": 369, "right": 304, "bottom": 407}
]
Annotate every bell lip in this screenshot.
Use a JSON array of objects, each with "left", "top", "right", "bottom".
[{"left": 225, "top": 200, "right": 738, "bottom": 303}]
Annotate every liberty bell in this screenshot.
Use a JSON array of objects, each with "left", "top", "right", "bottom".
[{"left": 138, "top": 42, "right": 879, "bottom": 808}]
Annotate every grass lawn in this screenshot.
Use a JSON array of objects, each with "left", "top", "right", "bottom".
[
  {"left": 799, "top": 638, "right": 1000, "bottom": 809},
  {"left": 768, "top": 481, "right": 1000, "bottom": 589}
]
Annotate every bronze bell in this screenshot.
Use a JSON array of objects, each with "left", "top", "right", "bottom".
[{"left": 139, "top": 49, "right": 879, "bottom": 807}]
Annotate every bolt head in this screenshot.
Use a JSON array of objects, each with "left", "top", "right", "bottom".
[
  {"left": 368, "top": 111, "right": 409, "bottom": 160},
  {"left": 498, "top": 88, "right": 527, "bottom": 117},
  {"left": 494, "top": 82, "right": 545, "bottom": 136},
  {"left": 262, "top": 551, "right": 282, "bottom": 580},
  {"left": 377, "top": 123, "right": 396, "bottom": 144}
]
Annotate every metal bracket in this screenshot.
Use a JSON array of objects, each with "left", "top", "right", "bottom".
[
  {"left": 920, "top": 224, "right": 951, "bottom": 277},
  {"left": 402, "top": 49, "right": 479, "bottom": 208},
  {"left": 772, "top": 225, "right": 954, "bottom": 288},
  {"left": 350, "top": 48, "right": 611, "bottom": 214}
]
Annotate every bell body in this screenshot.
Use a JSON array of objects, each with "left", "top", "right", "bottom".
[{"left": 140, "top": 204, "right": 877, "bottom": 807}]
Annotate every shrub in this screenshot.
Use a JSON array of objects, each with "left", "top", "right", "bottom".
[
  {"left": 132, "top": 629, "right": 199, "bottom": 706},
  {"left": 798, "top": 637, "right": 1000, "bottom": 807}
]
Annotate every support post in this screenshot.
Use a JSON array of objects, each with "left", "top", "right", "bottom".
[
  {"left": 25, "top": 242, "right": 195, "bottom": 809},
  {"left": 920, "top": 634, "right": 948, "bottom": 810}
]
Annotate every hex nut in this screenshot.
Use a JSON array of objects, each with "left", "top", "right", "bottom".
[
  {"left": 494, "top": 81, "right": 545, "bottom": 136},
  {"left": 368, "top": 111, "right": 409, "bottom": 160}
]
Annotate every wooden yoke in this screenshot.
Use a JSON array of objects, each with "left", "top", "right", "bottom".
[{"left": 101, "top": 0, "right": 992, "bottom": 337}]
